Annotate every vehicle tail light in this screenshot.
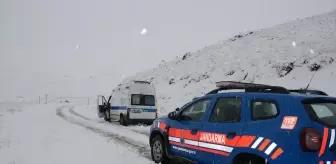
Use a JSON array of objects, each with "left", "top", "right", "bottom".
[{"left": 300, "top": 128, "right": 322, "bottom": 152}]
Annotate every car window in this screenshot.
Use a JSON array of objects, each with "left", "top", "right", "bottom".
[
  {"left": 252, "top": 100, "right": 278, "bottom": 120},
  {"left": 209, "top": 97, "right": 241, "bottom": 122},
  {"left": 179, "top": 99, "right": 211, "bottom": 121},
  {"left": 311, "top": 104, "right": 334, "bottom": 118},
  {"left": 303, "top": 101, "right": 336, "bottom": 127}
]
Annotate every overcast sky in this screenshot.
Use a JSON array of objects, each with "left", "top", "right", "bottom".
[{"left": 1, "top": 0, "right": 336, "bottom": 100}]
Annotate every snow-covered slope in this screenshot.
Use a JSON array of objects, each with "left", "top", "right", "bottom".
[{"left": 122, "top": 9, "right": 336, "bottom": 114}]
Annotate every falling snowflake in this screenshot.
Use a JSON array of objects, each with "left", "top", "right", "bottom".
[
  {"left": 309, "top": 48, "right": 314, "bottom": 54},
  {"left": 75, "top": 44, "right": 80, "bottom": 50},
  {"left": 292, "top": 41, "right": 296, "bottom": 47},
  {"left": 140, "top": 28, "right": 147, "bottom": 35}
]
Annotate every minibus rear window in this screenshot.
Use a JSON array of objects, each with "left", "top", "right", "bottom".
[{"left": 131, "top": 94, "right": 155, "bottom": 106}]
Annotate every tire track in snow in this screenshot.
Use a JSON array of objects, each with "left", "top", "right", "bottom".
[
  {"left": 68, "top": 108, "right": 91, "bottom": 121},
  {"left": 56, "top": 106, "right": 152, "bottom": 160},
  {"left": 63, "top": 107, "right": 189, "bottom": 164},
  {"left": 68, "top": 107, "right": 150, "bottom": 136}
]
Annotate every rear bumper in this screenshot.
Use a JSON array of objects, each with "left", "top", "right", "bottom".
[{"left": 126, "top": 111, "right": 156, "bottom": 124}]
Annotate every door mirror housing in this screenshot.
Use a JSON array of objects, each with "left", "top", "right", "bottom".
[{"left": 168, "top": 111, "right": 178, "bottom": 120}]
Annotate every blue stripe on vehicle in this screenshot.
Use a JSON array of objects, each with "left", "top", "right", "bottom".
[
  {"left": 143, "top": 108, "right": 157, "bottom": 112},
  {"left": 110, "top": 106, "right": 127, "bottom": 110},
  {"left": 110, "top": 106, "right": 157, "bottom": 112},
  {"left": 126, "top": 108, "right": 157, "bottom": 112}
]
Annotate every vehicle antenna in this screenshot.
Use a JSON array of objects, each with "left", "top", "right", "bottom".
[{"left": 304, "top": 70, "right": 318, "bottom": 91}]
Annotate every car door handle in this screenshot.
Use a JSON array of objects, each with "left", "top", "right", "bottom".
[
  {"left": 191, "top": 129, "right": 198, "bottom": 135},
  {"left": 226, "top": 132, "right": 236, "bottom": 139}
]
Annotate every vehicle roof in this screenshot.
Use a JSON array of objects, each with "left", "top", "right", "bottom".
[
  {"left": 202, "top": 91, "right": 336, "bottom": 100},
  {"left": 195, "top": 81, "right": 335, "bottom": 102}
]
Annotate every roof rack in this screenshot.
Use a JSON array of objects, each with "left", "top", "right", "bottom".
[
  {"left": 206, "top": 81, "right": 290, "bottom": 95},
  {"left": 289, "top": 89, "right": 328, "bottom": 96}
]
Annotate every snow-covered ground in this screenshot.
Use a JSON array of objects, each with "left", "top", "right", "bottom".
[
  {"left": 121, "top": 9, "right": 336, "bottom": 115},
  {"left": 70, "top": 104, "right": 151, "bottom": 135},
  {"left": 0, "top": 103, "right": 153, "bottom": 164},
  {"left": 1, "top": 8, "right": 336, "bottom": 164}
]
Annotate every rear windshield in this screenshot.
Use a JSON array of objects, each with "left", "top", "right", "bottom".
[
  {"left": 131, "top": 94, "right": 155, "bottom": 106},
  {"left": 303, "top": 99, "right": 336, "bottom": 127}
]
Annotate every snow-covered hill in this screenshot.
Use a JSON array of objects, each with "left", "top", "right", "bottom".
[{"left": 122, "top": 9, "right": 336, "bottom": 114}]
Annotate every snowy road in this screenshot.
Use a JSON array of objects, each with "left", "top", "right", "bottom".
[
  {"left": 68, "top": 104, "right": 151, "bottom": 136},
  {"left": 56, "top": 105, "right": 152, "bottom": 158},
  {"left": 0, "top": 103, "right": 153, "bottom": 164}
]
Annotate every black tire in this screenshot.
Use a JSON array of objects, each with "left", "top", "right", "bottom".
[
  {"left": 232, "top": 155, "right": 266, "bottom": 164},
  {"left": 151, "top": 135, "right": 171, "bottom": 164},
  {"left": 119, "top": 115, "right": 128, "bottom": 126},
  {"left": 145, "top": 121, "right": 154, "bottom": 126},
  {"left": 104, "top": 107, "right": 111, "bottom": 122}
]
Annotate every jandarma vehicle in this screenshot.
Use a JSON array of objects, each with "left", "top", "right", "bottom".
[{"left": 149, "top": 81, "right": 335, "bottom": 164}]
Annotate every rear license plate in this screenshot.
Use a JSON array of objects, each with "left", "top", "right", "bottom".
[{"left": 131, "top": 109, "right": 143, "bottom": 113}]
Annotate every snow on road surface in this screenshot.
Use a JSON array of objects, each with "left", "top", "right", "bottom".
[
  {"left": 57, "top": 105, "right": 150, "bottom": 151},
  {"left": 70, "top": 104, "right": 151, "bottom": 136},
  {"left": 0, "top": 104, "right": 152, "bottom": 164}
]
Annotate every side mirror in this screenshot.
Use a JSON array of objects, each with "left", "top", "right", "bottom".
[
  {"left": 175, "top": 108, "right": 180, "bottom": 112},
  {"left": 168, "top": 111, "right": 177, "bottom": 120}
]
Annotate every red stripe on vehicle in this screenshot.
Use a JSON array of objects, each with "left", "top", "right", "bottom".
[
  {"left": 168, "top": 128, "right": 182, "bottom": 138},
  {"left": 235, "top": 136, "right": 256, "bottom": 147},
  {"left": 270, "top": 147, "right": 283, "bottom": 160},
  {"left": 319, "top": 127, "right": 329, "bottom": 157},
  {"left": 182, "top": 143, "right": 199, "bottom": 150},
  {"left": 258, "top": 139, "right": 271, "bottom": 151},
  {"left": 159, "top": 122, "right": 166, "bottom": 131},
  {"left": 169, "top": 141, "right": 182, "bottom": 146},
  {"left": 183, "top": 130, "right": 200, "bottom": 141}
]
